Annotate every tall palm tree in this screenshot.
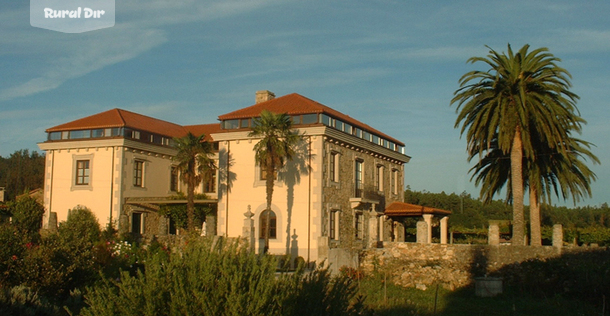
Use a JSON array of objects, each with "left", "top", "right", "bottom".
[
  {"left": 249, "top": 110, "right": 300, "bottom": 252},
  {"left": 470, "top": 133, "right": 598, "bottom": 246},
  {"left": 173, "top": 132, "right": 216, "bottom": 232},
  {"left": 527, "top": 136, "right": 598, "bottom": 245},
  {"left": 452, "top": 44, "right": 582, "bottom": 245}
]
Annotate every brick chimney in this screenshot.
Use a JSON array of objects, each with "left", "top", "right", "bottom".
[{"left": 255, "top": 90, "right": 275, "bottom": 104}]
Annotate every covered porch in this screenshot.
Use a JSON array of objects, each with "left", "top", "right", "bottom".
[{"left": 384, "top": 202, "right": 452, "bottom": 244}]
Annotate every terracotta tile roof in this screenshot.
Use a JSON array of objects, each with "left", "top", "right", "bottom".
[
  {"left": 385, "top": 202, "right": 451, "bottom": 217},
  {"left": 46, "top": 108, "right": 188, "bottom": 138},
  {"left": 184, "top": 124, "right": 222, "bottom": 142},
  {"left": 218, "top": 93, "right": 404, "bottom": 146}
]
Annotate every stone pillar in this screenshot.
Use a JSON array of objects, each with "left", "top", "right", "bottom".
[
  {"left": 379, "top": 215, "right": 385, "bottom": 243},
  {"left": 422, "top": 214, "right": 433, "bottom": 244},
  {"left": 552, "top": 224, "right": 563, "bottom": 249},
  {"left": 243, "top": 206, "right": 255, "bottom": 251},
  {"left": 488, "top": 221, "right": 500, "bottom": 245},
  {"left": 440, "top": 216, "right": 448, "bottom": 244},
  {"left": 48, "top": 212, "right": 58, "bottom": 233},
  {"left": 368, "top": 216, "right": 378, "bottom": 247},
  {"left": 416, "top": 220, "right": 428, "bottom": 244},
  {"left": 206, "top": 215, "right": 217, "bottom": 236}
]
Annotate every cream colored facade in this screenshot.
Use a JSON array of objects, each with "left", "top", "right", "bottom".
[
  {"left": 38, "top": 92, "right": 411, "bottom": 267},
  {"left": 213, "top": 125, "right": 409, "bottom": 264},
  {"left": 38, "top": 138, "right": 182, "bottom": 229}
]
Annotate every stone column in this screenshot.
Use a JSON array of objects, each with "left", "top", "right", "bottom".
[
  {"left": 379, "top": 215, "right": 385, "bottom": 243},
  {"left": 368, "top": 216, "right": 378, "bottom": 247},
  {"left": 206, "top": 215, "right": 217, "bottom": 236},
  {"left": 48, "top": 212, "right": 58, "bottom": 233},
  {"left": 552, "top": 224, "right": 563, "bottom": 249},
  {"left": 422, "top": 214, "right": 433, "bottom": 244},
  {"left": 243, "top": 206, "right": 255, "bottom": 251},
  {"left": 416, "top": 220, "right": 428, "bottom": 244},
  {"left": 488, "top": 221, "right": 500, "bottom": 245},
  {"left": 440, "top": 216, "right": 448, "bottom": 244}
]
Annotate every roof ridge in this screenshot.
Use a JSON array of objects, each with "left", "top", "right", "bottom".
[{"left": 115, "top": 108, "right": 127, "bottom": 126}]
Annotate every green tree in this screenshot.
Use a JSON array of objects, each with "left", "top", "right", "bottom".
[
  {"left": 173, "top": 132, "right": 216, "bottom": 232},
  {"left": 0, "top": 150, "right": 45, "bottom": 201},
  {"left": 527, "top": 136, "right": 598, "bottom": 245},
  {"left": 249, "top": 110, "right": 300, "bottom": 252},
  {"left": 452, "top": 44, "right": 583, "bottom": 245},
  {"left": 469, "top": 132, "right": 597, "bottom": 245}
]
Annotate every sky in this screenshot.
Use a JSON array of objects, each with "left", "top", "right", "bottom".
[{"left": 1, "top": 1, "right": 608, "bottom": 207}]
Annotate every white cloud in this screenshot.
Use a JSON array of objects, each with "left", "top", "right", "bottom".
[{"left": 0, "top": 0, "right": 282, "bottom": 102}]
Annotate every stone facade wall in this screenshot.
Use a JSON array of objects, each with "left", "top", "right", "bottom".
[
  {"left": 360, "top": 242, "right": 598, "bottom": 290},
  {"left": 320, "top": 139, "right": 405, "bottom": 255}
]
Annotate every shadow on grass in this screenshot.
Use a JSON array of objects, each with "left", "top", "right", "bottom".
[{"left": 362, "top": 247, "right": 610, "bottom": 316}]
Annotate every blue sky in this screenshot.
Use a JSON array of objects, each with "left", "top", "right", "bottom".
[{"left": 1, "top": 1, "right": 608, "bottom": 206}]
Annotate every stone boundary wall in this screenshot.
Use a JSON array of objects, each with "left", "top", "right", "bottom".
[{"left": 360, "top": 242, "right": 602, "bottom": 290}]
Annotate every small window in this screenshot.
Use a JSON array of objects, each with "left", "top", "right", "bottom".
[
  {"left": 259, "top": 210, "right": 277, "bottom": 239},
  {"left": 292, "top": 116, "right": 300, "bottom": 125},
  {"left": 391, "top": 169, "right": 399, "bottom": 194},
  {"left": 301, "top": 114, "right": 318, "bottom": 125},
  {"left": 330, "top": 152, "right": 339, "bottom": 182},
  {"left": 372, "top": 135, "right": 379, "bottom": 145},
  {"left": 170, "top": 167, "right": 178, "bottom": 192},
  {"left": 336, "top": 120, "right": 344, "bottom": 132},
  {"left": 329, "top": 210, "right": 339, "bottom": 240},
  {"left": 355, "top": 159, "right": 363, "bottom": 198},
  {"left": 70, "top": 130, "right": 91, "bottom": 139},
  {"left": 132, "top": 212, "right": 143, "bottom": 234},
  {"left": 376, "top": 165, "right": 384, "bottom": 191},
  {"left": 91, "top": 129, "right": 104, "bottom": 138},
  {"left": 321, "top": 114, "right": 332, "bottom": 126},
  {"left": 134, "top": 160, "right": 144, "bottom": 187},
  {"left": 240, "top": 119, "right": 250, "bottom": 128},
  {"left": 105, "top": 128, "right": 120, "bottom": 137},
  {"left": 48, "top": 132, "right": 61, "bottom": 140},
  {"left": 75, "top": 160, "right": 90, "bottom": 185},
  {"left": 362, "top": 131, "right": 370, "bottom": 141},
  {"left": 344, "top": 123, "right": 352, "bottom": 134},
  {"left": 222, "top": 119, "right": 239, "bottom": 129},
  {"left": 168, "top": 216, "right": 177, "bottom": 235}
]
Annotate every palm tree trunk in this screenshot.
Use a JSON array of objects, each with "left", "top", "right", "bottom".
[
  {"left": 264, "top": 159, "right": 274, "bottom": 253},
  {"left": 511, "top": 126, "right": 525, "bottom": 246},
  {"left": 529, "top": 187, "right": 542, "bottom": 246},
  {"left": 187, "top": 176, "right": 196, "bottom": 232}
]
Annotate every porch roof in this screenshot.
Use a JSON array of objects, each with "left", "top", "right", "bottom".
[{"left": 384, "top": 202, "right": 451, "bottom": 217}]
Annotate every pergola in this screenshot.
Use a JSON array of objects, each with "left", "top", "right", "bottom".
[{"left": 384, "top": 202, "right": 452, "bottom": 244}]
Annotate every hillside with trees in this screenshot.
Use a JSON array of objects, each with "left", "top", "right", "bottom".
[
  {"left": 404, "top": 187, "right": 610, "bottom": 245},
  {"left": 0, "top": 150, "right": 45, "bottom": 201}
]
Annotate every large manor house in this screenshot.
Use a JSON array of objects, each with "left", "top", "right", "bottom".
[{"left": 38, "top": 91, "right": 450, "bottom": 267}]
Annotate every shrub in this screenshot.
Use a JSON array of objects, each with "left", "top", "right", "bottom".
[
  {"left": 0, "top": 285, "right": 60, "bottom": 316},
  {"left": 58, "top": 205, "right": 101, "bottom": 244},
  {"left": 8, "top": 195, "right": 44, "bottom": 243},
  {"left": 82, "top": 237, "right": 364, "bottom": 316},
  {"left": 0, "top": 224, "right": 27, "bottom": 287}
]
